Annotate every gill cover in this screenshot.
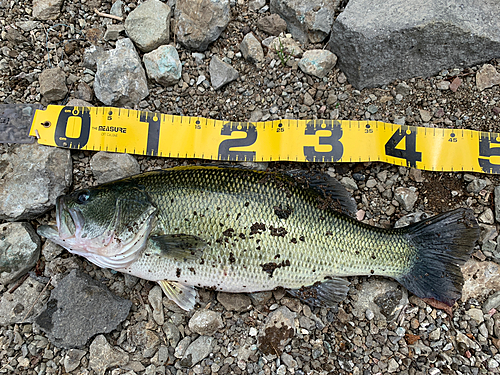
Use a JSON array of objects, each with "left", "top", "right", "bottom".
[{"left": 81, "top": 196, "right": 157, "bottom": 269}]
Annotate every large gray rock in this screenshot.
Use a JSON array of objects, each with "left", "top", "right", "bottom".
[
  {"left": 217, "top": 292, "right": 252, "bottom": 311},
  {"left": 90, "top": 151, "right": 141, "bottom": 184},
  {"left": 0, "top": 222, "right": 40, "bottom": 285},
  {"left": 394, "top": 187, "right": 418, "bottom": 211},
  {"left": 175, "top": 0, "right": 230, "bottom": 51},
  {"left": 0, "top": 143, "right": 72, "bottom": 221},
  {"left": 476, "top": 64, "right": 500, "bottom": 91},
  {"left": 110, "top": 0, "right": 124, "bottom": 18},
  {"left": 75, "top": 82, "right": 93, "bottom": 102},
  {"left": 124, "top": 0, "right": 171, "bottom": 52},
  {"left": 351, "top": 279, "right": 408, "bottom": 322},
  {"left": 257, "top": 14, "right": 288, "bottom": 36},
  {"left": 179, "top": 336, "right": 214, "bottom": 368},
  {"left": 209, "top": 56, "right": 239, "bottom": 90},
  {"left": 270, "top": 0, "right": 340, "bottom": 44},
  {"left": 15, "top": 21, "right": 39, "bottom": 32},
  {"left": 94, "top": 38, "right": 149, "bottom": 107},
  {"left": 127, "top": 321, "right": 161, "bottom": 358},
  {"left": 258, "top": 306, "right": 295, "bottom": 355},
  {"left": 269, "top": 36, "right": 303, "bottom": 57},
  {"left": 143, "top": 45, "right": 182, "bottom": 87},
  {"left": 5, "top": 27, "right": 28, "bottom": 43},
  {"left": 148, "top": 285, "right": 164, "bottom": 326},
  {"left": 35, "top": 269, "right": 132, "bottom": 348},
  {"left": 328, "top": 0, "right": 500, "bottom": 89},
  {"left": 63, "top": 349, "right": 87, "bottom": 373},
  {"left": 188, "top": 310, "right": 223, "bottom": 335},
  {"left": 462, "top": 260, "right": 500, "bottom": 302}
]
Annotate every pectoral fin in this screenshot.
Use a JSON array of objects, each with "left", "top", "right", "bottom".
[
  {"left": 287, "top": 277, "right": 350, "bottom": 308},
  {"left": 158, "top": 280, "right": 197, "bottom": 311},
  {"left": 149, "top": 234, "right": 206, "bottom": 261}
]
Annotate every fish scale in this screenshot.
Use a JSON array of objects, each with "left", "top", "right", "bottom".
[
  {"left": 38, "top": 166, "right": 479, "bottom": 310},
  {"left": 125, "top": 167, "right": 414, "bottom": 290}
]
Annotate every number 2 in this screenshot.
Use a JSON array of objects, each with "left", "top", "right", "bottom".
[{"left": 218, "top": 122, "right": 257, "bottom": 161}]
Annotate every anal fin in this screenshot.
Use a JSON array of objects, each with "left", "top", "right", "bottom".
[
  {"left": 287, "top": 277, "right": 350, "bottom": 308},
  {"left": 158, "top": 280, "right": 197, "bottom": 311}
]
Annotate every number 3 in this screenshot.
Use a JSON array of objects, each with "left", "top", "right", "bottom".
[{"left": 303, "top": 120, "right": 344, "bottom": 162}]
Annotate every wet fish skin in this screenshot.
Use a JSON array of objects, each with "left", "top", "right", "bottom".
[{"left": 37, "top": 166, "right": 479, "bottom": 310}]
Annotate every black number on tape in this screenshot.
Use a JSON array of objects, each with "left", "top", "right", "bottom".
[
  {"left": 303, "top": 120, "right": 343, "bottom": 162},
  {"left": 218, "top": 122, "right": 257, "bottom": 161},
  {"left": 140, "top": 112, "right": 161, "bottom": 156},
  {"left": 478, "top": 133, "right": 500, "bottom": 173},
  {"left": 55, "top": 106, "right": 91, "bottom": 148},
  {"left": 385, "top": 125, "right": 422, "bottom": 168}
]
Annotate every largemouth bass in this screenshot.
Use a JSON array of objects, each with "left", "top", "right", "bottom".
[{"left": 38, "top": 166, "right": 479, "bottom": 311}]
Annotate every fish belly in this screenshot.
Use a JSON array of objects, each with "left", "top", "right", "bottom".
[{"left": 123, "top": 201, "right": 414, "bottom": 294}]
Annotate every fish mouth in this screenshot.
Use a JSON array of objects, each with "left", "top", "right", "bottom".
[
  {"left": 37, "top": 196, "right": 85, "bottom": 248},
  {"left": 56, "top": 196, "right": 84, "bottom": 240},
  {"left": 36, "top": 223, "right": 59, "bottom": 242}
]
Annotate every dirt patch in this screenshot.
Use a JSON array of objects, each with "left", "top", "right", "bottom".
[
  {"left": 258, "top": 324, "right": 294, "bottom": 356},
  {"left": 420, "top": 174, "right": 465, "bottom": 212}
]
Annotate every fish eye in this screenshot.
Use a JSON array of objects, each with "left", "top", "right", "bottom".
[{"left": 76, "top": 191, "right": 90, "bottom": 204}]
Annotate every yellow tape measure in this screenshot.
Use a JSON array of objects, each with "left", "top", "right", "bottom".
[{"left": 29, "top": 105, "right": 500, "bottom": 174}]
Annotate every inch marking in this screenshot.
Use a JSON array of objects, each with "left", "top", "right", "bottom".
[
  {"left": 303, "top": 119, "right": 343, "bottom": 162},
  {"left": 54, "top": 106, "right": 91, "bottom": 149},
  {"left": 140, "top": 111, "right": 161, "bottom": 156},
  {"left": 384, "top": 125, "right": 422, "bottom": 168},
  {"left": 218, "top": 122, "right": 257, "bottom": 161}
]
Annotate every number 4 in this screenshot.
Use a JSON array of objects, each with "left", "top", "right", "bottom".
[{"left": 384, "top": 125, "right": 422, "bottom": 168}]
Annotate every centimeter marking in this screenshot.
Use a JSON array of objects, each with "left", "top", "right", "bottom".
[{"left": 28, "top": 105, "right": 500, "bottom": 174}]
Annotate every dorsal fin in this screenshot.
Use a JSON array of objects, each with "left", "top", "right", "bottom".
[{"left": 286, "top": 170, "right": 357, "bottom": 217}]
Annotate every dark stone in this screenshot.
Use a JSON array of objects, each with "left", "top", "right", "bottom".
[
  {"left": 374, "top": 288, "right": 403, "bottom": 321},
  {"left": 35, "top": 269, "right": 132, "bottom": 348}
]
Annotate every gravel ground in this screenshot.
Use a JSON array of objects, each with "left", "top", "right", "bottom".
[{"left": 1, "top": 1, "right": 500, "bottom": 375}]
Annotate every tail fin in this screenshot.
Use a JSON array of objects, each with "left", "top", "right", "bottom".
[{"left": 397, "top": 208, "right": 479, "bottom": 306}]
